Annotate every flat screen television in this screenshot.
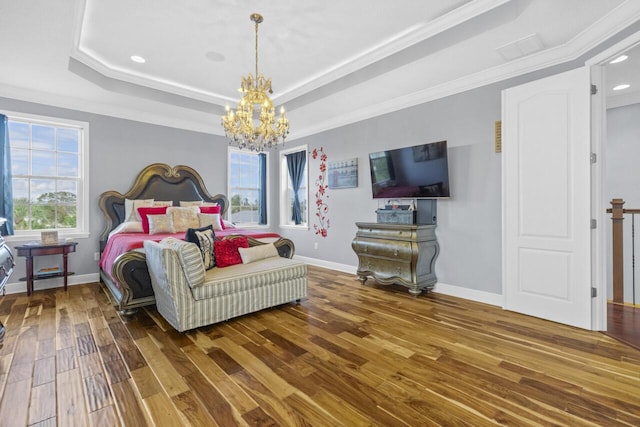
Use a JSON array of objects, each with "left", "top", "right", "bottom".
[{"left": 369, "top": 140, "right": 450, "bottom": 199}]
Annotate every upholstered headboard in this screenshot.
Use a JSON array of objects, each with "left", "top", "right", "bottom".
[{"left": 98, "top": 163, "right": 228, "bottom": 250}]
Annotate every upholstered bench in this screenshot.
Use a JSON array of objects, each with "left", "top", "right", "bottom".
[{"left": 144, "top": 237, "right": 307, "bottom": 332}]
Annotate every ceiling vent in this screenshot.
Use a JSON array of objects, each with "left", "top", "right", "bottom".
[{"left": 496, "top": 33, "right": 544, "bottom": 61}]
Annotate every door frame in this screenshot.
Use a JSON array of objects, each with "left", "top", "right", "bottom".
[{"left": 586, "top": 31, "right": 640, "bottom": 330}]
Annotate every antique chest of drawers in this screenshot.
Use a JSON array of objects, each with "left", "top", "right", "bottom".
[{"left": 352, "top": 222, "right": 439, "bottom": 295}]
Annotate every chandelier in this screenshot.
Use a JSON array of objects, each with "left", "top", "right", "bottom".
[{"left": 221, "top": 13, "right": 289, "bottom": 151}]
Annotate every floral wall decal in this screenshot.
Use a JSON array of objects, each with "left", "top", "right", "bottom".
[{"left": 311, "top": 147, "right": 329, "bottom": 237}]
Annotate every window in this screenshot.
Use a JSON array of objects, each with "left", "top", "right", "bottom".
[
  {"left": 227, "top": 147, "right": 268, "bottom": 227},
  {"left": 280, "top": 146, "right": 308, "bottom": 228},
  {"left": 7, "top": 112, "right": 89, "bottom": 238}
]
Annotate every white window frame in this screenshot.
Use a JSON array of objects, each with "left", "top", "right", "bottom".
[
  {"left": 3, "top": 110, "right": 90, "bottom": 241},
  {"left": 279, "top": 145, "right": 308, "bottom": 229},
  {"left": 226, "top": 146, "right": 270, "bottom": 228}
]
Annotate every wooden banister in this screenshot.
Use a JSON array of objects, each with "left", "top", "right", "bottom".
[{"left": 610, "top": 198, "right": 625, "bottom": 304}]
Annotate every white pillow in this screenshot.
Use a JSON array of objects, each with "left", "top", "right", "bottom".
[
  {"left": 108, "top": 221, "right": 144, "bottom": 239},
  {"left": 148, "top": 214, "right": 176, "bottom": 234},
  {"left": 179, "top": 200, "right": 203, "bottom": 207},
  {"left": 222, "top": 219, "right": 236, "bottom": 229},
  {"left": 153, "top": 200, "right": 173, "bottom": 207},
  {"left": 166, "top": 206, "right": 200, "bottom": 232},
  {"left": 238, "top": 243, "right": 279, "bottom": 264},
  {"left": 198, "top": 213, "right": 223, "bottom": 231},
  {"left": 125, "top": 198, "right": 154, "bottom": 222}
]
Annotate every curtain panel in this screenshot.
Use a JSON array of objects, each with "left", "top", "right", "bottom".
[
  {"left": 0, "top": 115, "right": 13, "bottom": 236},
  {"left": 258, "top": 153, "right": 267, "bottom": 225},
  {"left": 286, "top": 150, "right": 306, "bottom": 225}
]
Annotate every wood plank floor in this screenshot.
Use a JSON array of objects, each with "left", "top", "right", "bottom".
[
  {"left": 1, "top": 265, "right": 639, "bottom": 426},
  {"left": 606, "top": 303, "right": 640, "bottom": 351}
]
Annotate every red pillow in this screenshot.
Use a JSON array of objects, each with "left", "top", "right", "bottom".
[
  {"left": 214, "top": 236, "right": 249, "bottom": 267},
  {"left": 137, "top": 206, "right": 168, "bottom": 233},
  {"left": 200, "top": 205, "right": 225, "bottom": 229}
]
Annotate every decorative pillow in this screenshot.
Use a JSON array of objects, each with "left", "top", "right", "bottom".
[
  {"left": 238, "top": 243, "right": 279, "bottom": 264},
  {"left": 166, "top": 206, "right": 200, "bottom": 232},
  {"left": 138, "top": 206, "right": 169, "bottom": 234},
  {"left": 124, "top": 198, "right": 154, "bottom": 222},
  {"left": 153, "top": 200, "right": 173, "bottom": 207},
  {"left": 184, "top": 226, "right": 215, "bottom": 268},
  {"left": 202, "top": 202, "right": 218, "bottom": 207},
  {"left": 214, "top": 237, "right": 249, "bottom": 267},
  {"left": 222, "top": 220, "right": 236, "bottom": 229},
  {"left": 199, "top": 205, "right": 224, "bottom": 229},
  {"left": 148, "top": 214, "right": 176, "bottom": 234},
  {"left": 195, "top": 229, "right": 215, "bottom": 270},
  {"left": 179, "top": 200, "right": 203, "bottom": 207},
  {"left": 198, "top": 213, "right": 223, "bottom": 231},
  {"left": 108, "top": 221, "right": 143, "bottom": 239}
]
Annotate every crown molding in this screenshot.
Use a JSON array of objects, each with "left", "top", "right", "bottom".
[
  {"left": 0, "top": 84, "right": 225, "bottom": 136},
  {"left": 289, "top": 1, "right": 640, "bottom": 140},
  {"left": 275, "top": 0, "right": 512, "bottom": 104}
]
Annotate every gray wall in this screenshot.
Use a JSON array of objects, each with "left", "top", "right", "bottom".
[
  {"left": 1, "top": 96, "right": 229, "bottom": 283},
  {"left": 275, "top": 83, "right": 504, "bottom": 294},
  {"left": 605, "top": 103, "right": 640, "bottom": 302}
]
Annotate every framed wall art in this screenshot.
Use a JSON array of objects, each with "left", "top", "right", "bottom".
[{"left": 328, "top": 158, "right": 358, "bottom": 189}]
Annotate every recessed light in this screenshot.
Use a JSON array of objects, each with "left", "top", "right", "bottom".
[
  {"left": 130, "top": 55, "right": 146, "bottom": 64},
  {"left": 609, "top": 55, "right": 628, "bottom": 64},
  {"left": 613, "top": 84, "right": 630, "bottom": 91}
]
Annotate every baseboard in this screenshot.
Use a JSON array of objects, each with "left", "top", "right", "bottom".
[
  {"left": 294, "top": 255, "right": 357, "bottom": 274},
  {"left": 433, "top": 282, "right": 502, "bottom": 307},
  {"left": 3, "top": 273, "right": 100, "bottom": 295},
  {"left": 297, "top": 256, "right": 502, "bottom": 307}
]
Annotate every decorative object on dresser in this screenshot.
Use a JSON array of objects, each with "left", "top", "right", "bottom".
[
  {"left": 376, "top": 199, "right": 437, "bottom": 225},
  {"left": 0, "top": 235, "right": 15, "bottom": 342},
  {"left": 98, "top": 163, "right": 296, "bottom": 314},
  {"left": 352, "top": 222, "right": 439, "bottom": 295}
]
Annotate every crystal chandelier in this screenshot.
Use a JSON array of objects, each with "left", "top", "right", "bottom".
[{"left": 221, "top": 13, "right": 289, "bottom": 151}]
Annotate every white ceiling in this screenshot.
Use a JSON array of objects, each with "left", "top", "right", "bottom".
[{"left": 1, "top": 0, "right": 639, "bottom": 140}]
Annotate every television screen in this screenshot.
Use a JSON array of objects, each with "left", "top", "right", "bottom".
[{"left": 369, "top": 140, "right": 450, "bottom": 199}]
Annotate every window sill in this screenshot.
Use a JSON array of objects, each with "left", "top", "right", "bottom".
[
  {"left": 4, "top": 232, "right": 90, "bottom": 244},
  {"left": 279, "top": 224, "right": 309, "bottom": 230}
]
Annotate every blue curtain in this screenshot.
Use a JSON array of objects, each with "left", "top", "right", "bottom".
[
  {"left": 286, "top": 150, "right": 306, "bottom": 225},
  {"left": 0, "top": 115, "right": 13, "bottom": 236},
  {"left": 258, "top": 153, "right": 267, "bottom": 225}
]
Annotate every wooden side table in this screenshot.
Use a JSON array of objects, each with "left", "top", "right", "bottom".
[{"left": 15, "top": 241, "right": 78, "bottom": 296}]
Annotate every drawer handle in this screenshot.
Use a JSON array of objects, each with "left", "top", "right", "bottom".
[
  {"left": 367, "top": 262, "right": 372, "bottom": 269},
  {"left": 393, "top": 249, "right": 398, "bottom": 256},
  {"left": 397, "top": 267, "right": 402, "bottom": 275},
  {"left": 364, "top": 246, "right": 368, "bottom": 252}
]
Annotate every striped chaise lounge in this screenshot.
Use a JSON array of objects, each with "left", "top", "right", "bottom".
[{"left": 143, "top": 237, "right": 307, "bottom": 332}]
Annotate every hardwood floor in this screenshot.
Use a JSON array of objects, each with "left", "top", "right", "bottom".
[
  {"left": 1, "top": 265, "right": 639, "bottom": 426},
  {"left": 606, "top": 303, "right": 640, "bottom": 351}
]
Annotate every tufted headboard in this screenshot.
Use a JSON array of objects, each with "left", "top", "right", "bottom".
[{"left": 98, "top": 163, "right": 228, "bottom": 251}]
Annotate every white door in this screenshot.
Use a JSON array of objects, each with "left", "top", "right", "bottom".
[{"left": 502, "top": 67, "right": 592, "bottom": 329}]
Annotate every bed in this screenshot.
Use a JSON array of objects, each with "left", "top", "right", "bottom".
[{"left": 98, "top": 163, "right": 295, "bottom": 314}]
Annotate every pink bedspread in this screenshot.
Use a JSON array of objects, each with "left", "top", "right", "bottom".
[{"left": 99, "top": 229, "right": 282, "bottom": 282}]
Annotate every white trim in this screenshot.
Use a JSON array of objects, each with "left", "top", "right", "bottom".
[
  {"left": 3, "top": 272, "right": 100, "bottom": 295},
  {"left": 584, "top": 30, "right": 640, "bottom": 331},
  {"left": 1, "top": 110, "right": 90, "bottom": 239},
  {"left": 433, "top": 282, "right": 502, "bottom": 307},
  {"left": 279, "top": 145, "right": 309, "bottom": 228},
  {"left": 226, "top": 146, "right": 270, "bottom": 227},
  {"left": 298, "top": 256, "right": 502, "bottom": 306}
]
